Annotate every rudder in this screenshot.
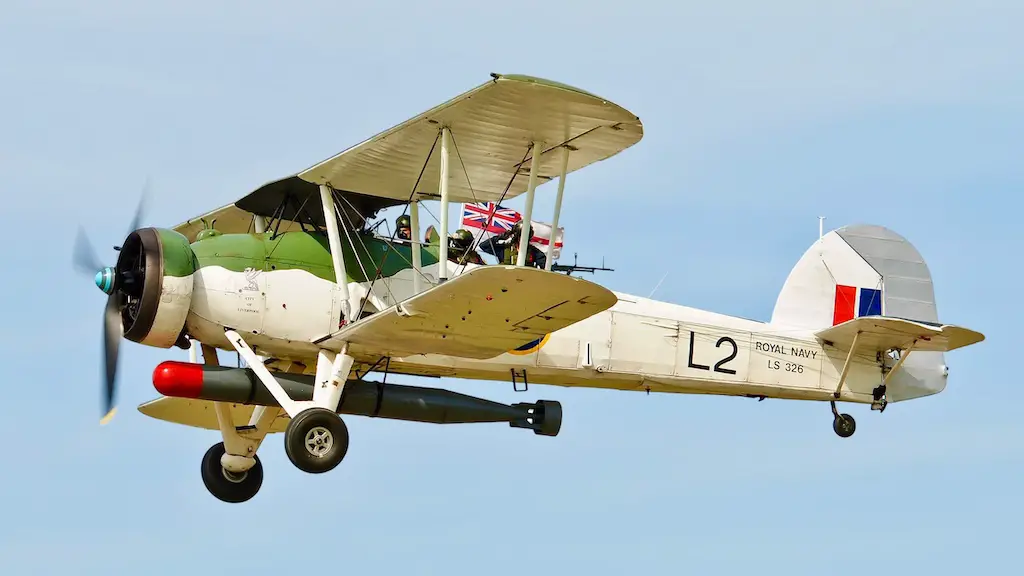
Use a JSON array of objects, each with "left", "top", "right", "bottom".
[{"left": 771, "top": 224, "right": 949, "bottom": 402}]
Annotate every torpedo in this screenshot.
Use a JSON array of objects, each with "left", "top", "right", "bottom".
[{"left": 152, "top": 361, "right": 562, "bottom": 436}]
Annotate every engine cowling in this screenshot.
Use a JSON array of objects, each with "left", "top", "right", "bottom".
[{"left": 115, "top": 227, "right": 197, "bottom": 349}]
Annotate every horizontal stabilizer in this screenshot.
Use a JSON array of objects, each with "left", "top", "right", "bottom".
[
  {"left": 814, "top": 316, "right": 985, "bottom": 353},
  {"left": 317, "top": 266, "right": 617, "bottom": 359}
]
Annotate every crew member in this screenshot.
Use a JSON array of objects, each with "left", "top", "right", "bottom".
[
  {"left": 448, "top": 228, "right": 484, "bottom": 265},
  {"left": 395, "top": 214, "right": 412, "bottom": 241},
  {"left": 479, "top": 220, "right": 545, "bottom": 268}
]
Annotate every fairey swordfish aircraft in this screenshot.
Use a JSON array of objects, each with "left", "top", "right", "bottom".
[{"left": 73, "top": 73, "right": 985, "bottom": 503}]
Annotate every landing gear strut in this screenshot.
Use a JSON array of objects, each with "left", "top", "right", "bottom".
[
  {"left": 830, "top": 401, "right": 856, "bottom": 438},
  {"left": 226, "top": 330, "right": 356, "bottom": 477}
]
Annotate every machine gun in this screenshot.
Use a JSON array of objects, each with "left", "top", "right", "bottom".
[{"left": 551, "top": 253, "right": 613, "bottom": 276}]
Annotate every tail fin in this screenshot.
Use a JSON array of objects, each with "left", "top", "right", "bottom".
[{"left": 771, "top": 224, "right": 977, "bottom": 402}]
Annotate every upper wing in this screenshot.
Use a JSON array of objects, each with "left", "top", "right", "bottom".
[
  {"left": 297, "top": 73, "right": 643, "bottom": 204},
  {"left": 171, "top": 74, "right": 642, "bottom": 239},
  {"left": 814, "top": 316, "right": 985, "bottom": 353},
  {"left": 170, "top": 177, "right": 403, "bottom": 242},
  {"left": 315, "top": 265, "right": 618, "bottom": 359},
  {"left": 171, "top": 202, "right": 265, "bottom": 243}
]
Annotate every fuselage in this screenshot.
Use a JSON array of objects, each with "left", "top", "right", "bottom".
[{"left": 164, "top": 229, "right": 887, "bottom": 406}]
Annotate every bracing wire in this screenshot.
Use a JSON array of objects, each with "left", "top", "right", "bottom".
[
  {"left": 446, "top": 130, "right": 489, "bottom": 275},
  {"left": 418, "top": 202, "right": 441, "bottom": 227},
  {"left": 337, "top": 192, "right": 435, "bottom": 288},
  {"left": 353, "top": 129, "right": 442, "bottom": 321},
  {"left": 454, "top": 143, "right": 534, "bottom": 275},
  {"left": 334, "top": 197, "right": 388, "bottom": 308}
]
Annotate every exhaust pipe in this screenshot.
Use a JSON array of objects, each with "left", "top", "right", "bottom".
[{"left": 152, "top": 361, "right": 561, "bottom": 436}]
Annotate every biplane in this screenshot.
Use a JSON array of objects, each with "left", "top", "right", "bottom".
[{"left": 73, "top": 73, "right": 985, "bottom": 503}]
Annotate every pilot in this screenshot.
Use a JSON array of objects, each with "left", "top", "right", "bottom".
[
  {"left": 395, "top": 214, "right": 412, "bottom": 241},
  {"left": 479, "top": 220, "right": 545, "bottom": 268},
  {"left": 448, "top": 228, "right": 484, "bottom": 265}
]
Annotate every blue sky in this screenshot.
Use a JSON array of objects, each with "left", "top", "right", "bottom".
[{"left": 1, "top": 1, "right": 1021, "bottom": 574}]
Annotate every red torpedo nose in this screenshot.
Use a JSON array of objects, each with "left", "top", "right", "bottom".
[{"left": 153, "top": 361, "right": 204, "bottom": 398}]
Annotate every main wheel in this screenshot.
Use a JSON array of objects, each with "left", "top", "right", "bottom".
[
  {"left": 284, "top": 408, "right": 350, "bottom": 474},
  {"left": 832, "top": 413, "right": 856, "bottom": 438},
  {"left": 201, "top": 442, "right": 263, "bottom": 503}
]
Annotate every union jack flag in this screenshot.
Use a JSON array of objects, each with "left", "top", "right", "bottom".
[
  {"left": 461, "top": 202, "right": 520, "bottom": 235},
  {"left": 460, "top": 202, "right": 564, "bottom": 259}
]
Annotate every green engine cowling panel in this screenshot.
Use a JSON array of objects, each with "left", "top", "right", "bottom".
[
  {"left": 120, "top": 228, "right": 198, "bottom": 349},
  {"left": 189, "top": 229, "right": 441, "bottom": 283}
]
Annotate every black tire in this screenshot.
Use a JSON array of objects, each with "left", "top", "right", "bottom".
[
  {"left": 534, "top": 400, "right": 563, "bottom": 437},
  {"left": 201, "top": 442, "right": 263, "bottom": 503},
  {"left": 284, "top": 408, "right": 350, "bottom": 474},
  {"left": 833, "top": 413, "right": 856, "bottom": 438}
]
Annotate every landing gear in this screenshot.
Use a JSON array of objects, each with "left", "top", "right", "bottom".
[
  {"left": 830, "top": 401, "right": 856, "bottom": 438},
  {"left": 284, "top": 408, "right": 350, "bottom": 474},
  {"left": 201, "top": 442, "right": 264, "bottom": 503},
  {"left": 832, "top": 414, "right": 856, "bottom": 438},
  {"left": 225, "top": 330, "right": 356, "bottom": 475}
]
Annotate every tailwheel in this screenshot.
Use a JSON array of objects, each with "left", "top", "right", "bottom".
[
  {"left": 830, "top": 401, "right": 856, "bottom": 438},
  {"left": 201, "top": 442, "right": 263, "bottom": 503},
  {"left": 284, "top": 408, "right": 350, "bottom": 474}
]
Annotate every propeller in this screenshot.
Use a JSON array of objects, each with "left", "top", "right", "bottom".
[{"left": 73, "top": 186, "right": 148, "bottom": 425}]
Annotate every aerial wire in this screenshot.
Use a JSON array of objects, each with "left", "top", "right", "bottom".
[{"left": 648, "top": 271, "right": 670, "bottom": 299}]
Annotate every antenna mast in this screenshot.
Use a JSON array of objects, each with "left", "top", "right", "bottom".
[{"left": 818, "top": 216, "right": 825, "bottom": 240}]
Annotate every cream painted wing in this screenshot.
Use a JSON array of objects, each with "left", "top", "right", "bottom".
[{"left": 315, "top": 265, "right": 617, "bottom": 359}]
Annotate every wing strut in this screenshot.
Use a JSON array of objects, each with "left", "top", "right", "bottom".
[
  {"left": 833, "top": 330, "right": 862, "bottom": 399},
  {"left": 516, "top": 140, "right": 545, "bottom": 267},
  {"left": 410, "top": 200, "right": 424, "bottom": 294},
  {"left": 438, "top": 126, "right": 452, "bottom": 282},
  {"left": 319, "top": 184, "right": 352, "bottom": 321},
  {"left": 544, "top": 146, "right": 570, "bottom": 271},
  {"left": 881, "top": 339, "right": 918, "bottom": 386}
]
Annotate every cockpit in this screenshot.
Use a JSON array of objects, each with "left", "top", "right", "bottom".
[
  {"left": 231, "top": 176, "right": 557, "bottom": 276},
  {"left": 373, "top": 212, "right": 547, "bottom": 269}
]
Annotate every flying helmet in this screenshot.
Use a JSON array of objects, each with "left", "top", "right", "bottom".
[
  {"left": 512, "top": 219, "right": 532, "bottom": 239},
  {"left": 451, "top": 228, "right": 473, "bottom": 249}
]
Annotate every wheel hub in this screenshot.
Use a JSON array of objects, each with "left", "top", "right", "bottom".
[
  {"left": 304, "top": 426, "right": 334, "bottom": 457},
  {"left": 221, "top": 468, "right": 248, "bottom": 484}
]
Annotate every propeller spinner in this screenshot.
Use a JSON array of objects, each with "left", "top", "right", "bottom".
[{"left": 94, "top": 267, "right": 116, "bottom": 294}]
